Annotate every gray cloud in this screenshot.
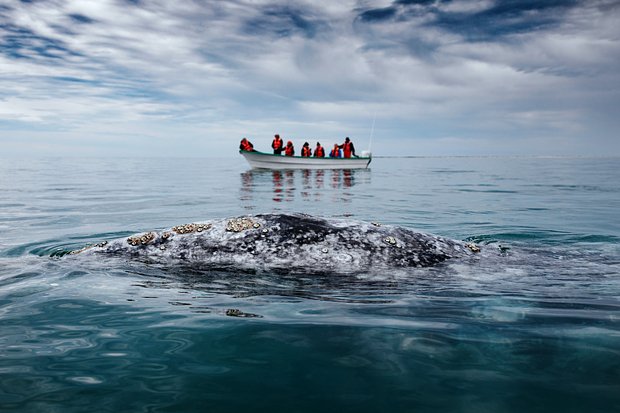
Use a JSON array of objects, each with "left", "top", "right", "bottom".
[{"left": 0, "top": 0, "right": 619, "bottom": 156}]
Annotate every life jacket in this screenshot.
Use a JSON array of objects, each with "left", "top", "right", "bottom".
[
  {"left": 330, "top": 147, "right": 340, "bottom": 158},
  {"left": 285, "top": 144, "right": 294, "bottom": 156},
  {"left": 343, "top": 141, "right": 352, "bottom": 158},
  {"left": 301, "top": 146, "right": 311, "bottom": 157},
  {"left": 240, "top": 139, "right": 253, "bottom": 151},
  {"left": 272, "top": 137, "right": 283, "bottom": 150},
  {"left": 314, "top": 146, "right": 325, "bottom": 157}
]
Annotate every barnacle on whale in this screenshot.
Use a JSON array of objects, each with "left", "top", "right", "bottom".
[
  {"left": 466, "top": 243, "right": 481, "bottom": 253},
  {"left": 383, "top": 236, "right": 397, "bottom": 246},
  {"left": 172, "top": 223, "right": 212, "bottom": 234},
  {"left": 226, "top": 217, "right": 256, "bottom": 233},
  {"left": 127, "top": 232, "right": 155, "bottom": 246}
]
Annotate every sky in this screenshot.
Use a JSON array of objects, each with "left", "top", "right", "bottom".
[{"left": 0, "top": 0, "right": 619, "bottom": 157}]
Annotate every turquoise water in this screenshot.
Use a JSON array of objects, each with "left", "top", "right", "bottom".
[{"left": 1, "top": 156, "right": 619, "bottom": 412}]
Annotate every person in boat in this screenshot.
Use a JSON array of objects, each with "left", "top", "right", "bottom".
[
  {"left": 301, "top": 142, "right": 312, "bottom": 157},
  {"left": 239, "top": 138, "right": 254, "bottom": 152},
  {"left": 314, "top": 142, "right": 325, "bottom": 158},
  {"left": 338, "top": 137, "right": 356, "bottom": 158},
  {"left": 272, "top": 134, "right": 284, "bottom": 155},
  {"left": 329, "top": 144, "right": 341, "bottom": 158},
  {"left": 284, "top": 141, "right": 295, "bottom": 156}
]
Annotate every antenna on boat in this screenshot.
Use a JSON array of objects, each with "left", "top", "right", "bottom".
[{"left": 364, "top": 112, "right": 376, "bottom": 158}]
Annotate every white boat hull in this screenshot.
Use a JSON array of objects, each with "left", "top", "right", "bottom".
[{"left": 240, "top": 150, "right": 371, "bottom": 169}]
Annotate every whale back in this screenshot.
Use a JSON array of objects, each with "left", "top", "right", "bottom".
[{"left": 74, "top": 214, "right": 472, "bottom": 273}]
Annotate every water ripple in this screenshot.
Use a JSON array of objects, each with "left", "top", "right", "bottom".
[{"left": 1, "top": 157, "right": 619, "bottom": 412}]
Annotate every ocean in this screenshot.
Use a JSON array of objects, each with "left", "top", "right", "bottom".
[{"left": 0, "top": 156, "right": 619, "bottom": 412}]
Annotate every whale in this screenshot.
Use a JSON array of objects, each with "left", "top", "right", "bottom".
[{"left": 70, "top": 213, "right": 480, "bottom": 273}]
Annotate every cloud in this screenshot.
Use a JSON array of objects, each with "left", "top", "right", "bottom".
[{"left": 0, "top": 0, "right": 619, "bottom": 156}]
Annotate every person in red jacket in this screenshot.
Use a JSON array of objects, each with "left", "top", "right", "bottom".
[
  {"left": 284, "top": 141, "right": 295, "bottom": 156},
  {"left": 239, "top": 138, "right": 254, "bottom": 152},
  {"left": 313, "top": 142, "right": 325, "bottom": 157},
  {"left": 301, "top": 142, "right": 312, "bottom": 157},
  {"left": 338, "top": 137, "right": 356, "bottom": 158},
  {"left": 329, "top": 144, "right": 341, "bottom": 158},
  {"left": 272, "top": 134, "right": 283, "bottom": 155}
]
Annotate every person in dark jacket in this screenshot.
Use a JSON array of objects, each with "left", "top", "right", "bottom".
[
  {"left": 301, "top": 142, "right": 312, "bottom": 157},
  {"left": 272, "top": 134, "right": 283, "bottom": 155},
  {"left": 338, "top": 137, "right": 356, "bottom": 158},
  {"left": 313, "top": 142, "right": 325, "bottom": 157},
  {"left": 239, "top": 138, "right": 254, "bottom": 151}
]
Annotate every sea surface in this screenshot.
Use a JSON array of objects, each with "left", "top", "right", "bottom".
[{"left": 0, "top": 156, "right": 619, "bottom": 412}]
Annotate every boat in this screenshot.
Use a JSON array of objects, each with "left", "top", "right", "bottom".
[{"left": 240, "top": 150, "right": 372, "bottom": 170}]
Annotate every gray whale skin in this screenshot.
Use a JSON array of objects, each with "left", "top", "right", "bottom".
[{"left": 74, "top": 214, "right": 477, "bottom": 273}]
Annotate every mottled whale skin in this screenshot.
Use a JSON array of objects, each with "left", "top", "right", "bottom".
[{"left": 74, "top": 214, "right": 476, "bottom": 273}]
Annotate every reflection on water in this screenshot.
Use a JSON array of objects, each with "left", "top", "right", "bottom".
[{"left": 240, "top": 168, "right": 370, "bottom": 206}]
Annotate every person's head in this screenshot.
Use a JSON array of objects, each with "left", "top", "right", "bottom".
[
  {"left": 333, "top": 144, "right": 338, "bottom": 148},
  {"left": 316, "top": 142, "right": 321, "bottom": 146},
  {"left": 241, "top": 138, "right": 247, "bottom": 142},
  {"left": 345, "top": 137, "right": 350, "bottom": 143},
  {"left": 304, "top": 142, "right": 309, "bottom": 147},
  {"left": 275, "top": 134, "right": 280, "bottom": 138},
  {"left": 287, "top": 141, "right": 292, "bottom": 146}
]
